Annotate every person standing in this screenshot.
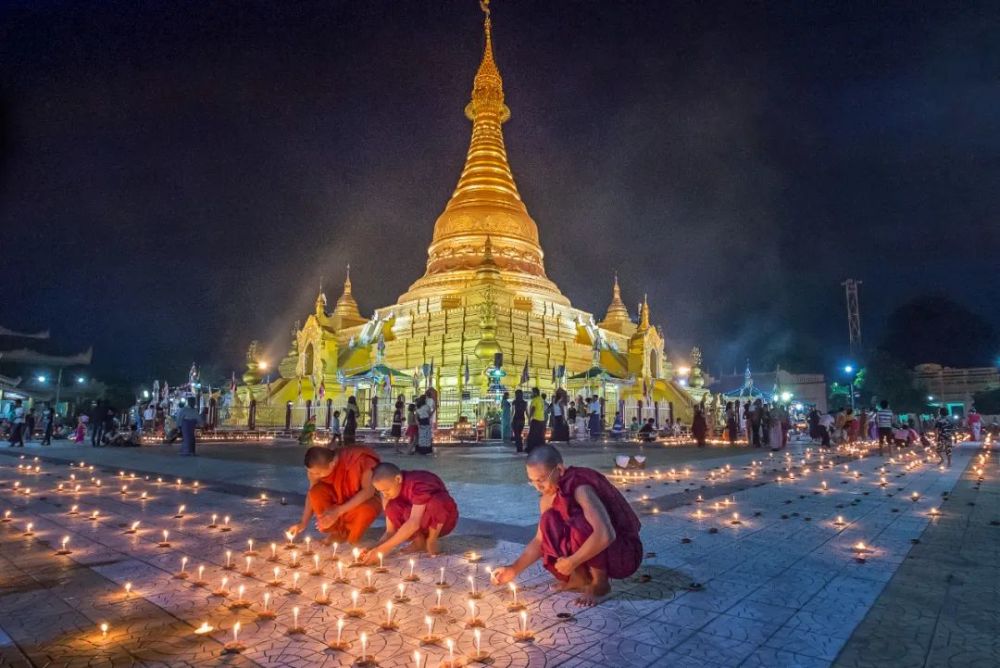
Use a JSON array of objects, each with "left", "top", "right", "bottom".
[
  {"left": 391, "top": 395, "right": 404, "bottom": 451},
  {"left": 875, "top": 400, "right": 894, "bottom": 456},
  {"left": 587, "top": 395, "right": 602, "bottom": 440},
  {"left": 89, "top": 401, "right": 104, "bottom": 447},
  {"left": 725, "top": 401, "right": 738, "bottom": 446},
  {"left": 525, "top": 387, "right": 546, "bottom": 453},
  {"left": 818, "top": 411, "right": 834, "bottom": 448},
  {"left": 934, "top": 408, "right": 954, "bottom": 467},
  {"left": 343, "top": 396, "right": 359, "bottom": 445},
  {"left": 511, "top": 389, "right": 527, "bottom": 453},
  {"left": 692, "top": 406, "right": 708, "bottom": 447},
  {"left": 41, "top": 404, "right": 54, "bottom": 446},
  {"left": 967, "top": 408, "right": 982, "bottom": 443},
  {"left": 177, "top": 397, "right": 201, "bottom": 456},
  {"left": 549, "top": 389, "right": 569, "bottom": 442},
  {"left": 500, "top": 392, "right": 512, "bottom": 443},
  {"left": 567, "top": 400, "right": 578, "bottom": 441},
  {"left": 8, "top": 400, "right": 26, "bottom": 447},
  {"left": 24, "top": 408, "right": 36, "bottom": 443},
  {"left": 142, "top": 403, "right": 155, "bottom": 433}
]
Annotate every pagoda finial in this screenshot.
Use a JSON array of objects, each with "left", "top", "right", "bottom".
[
  {"left": 639, "top": 293, "right": 650, "bottom": 330},
  {"left": 483, "top": 235, "right": 494, "bottom": 262},
  {"left": 600, "top": 273, "right": 631, "bottom": 328},
  {"left": 332, "top": 264, "right": 363, "bottom": 322},
  {"left": 344, "top": 264, "right": 352, "bottom": 293}
]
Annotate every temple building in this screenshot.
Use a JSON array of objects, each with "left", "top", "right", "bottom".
[{"left": 233, "top": 5, "right": 702, "bottom": 431}]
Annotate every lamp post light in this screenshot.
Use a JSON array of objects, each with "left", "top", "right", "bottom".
[{"left": 843, "top": 364, "right": 857, "bottom": 411}]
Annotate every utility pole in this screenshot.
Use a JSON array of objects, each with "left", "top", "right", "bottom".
[{"left": 842, "top": 279, "right": 862, "bottom": 358}]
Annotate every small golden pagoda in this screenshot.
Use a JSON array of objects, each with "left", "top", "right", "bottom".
[{"left": 237, "top": 3, "right": 698, "bottom": 428}]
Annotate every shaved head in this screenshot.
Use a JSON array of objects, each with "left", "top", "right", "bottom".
[
  {"left": 372, "top": 462, "right": 402, "bottom": 484},
  {"left": 526, "top": 444, "right": 564, "bottom": 471},
  {"left": 303, "top": 446, "right": 335, "bottom": 468}
]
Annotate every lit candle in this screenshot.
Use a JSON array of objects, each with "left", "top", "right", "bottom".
[
  {"left": 245, "top": 556, "right": 253, "bottom": 574},
  {"left": 124, "top": 582, "right": 132, "bottom": 597},
  {"left": 436, "top": 588, "right": 443, "bottom": 607},
  {"left": 291, "top": 550, "right": 299, "bottom": 567},
  {"left": 232, "top": 621, "right": 240, "bottom": 644},
  {"left": 447, "top": 638, "right": 455, "bottom": 663},
  {"left": 313, "top": 554, "right": 320, "bottom": 572},
  {"left": 378, "top": 552, "right": 384, "bottom": 570},
  {"left": 270, "top": 542, "right": 277, "bottom": 560},
  {"left": 160, "top": 529, "right": 169, "bottom": 545},
  {"left": 386, "top": 600, "right": 394, "bottom": 624},
  {"left": 273, "top": 566, "right": 281, "bottom": 582},
  {"left": 194, "top": 621, "right": 213, "bottom": 635},
  {"left": 130, "top": 521, "right": 140, "bottom": 533},
  {"left": 220, "top": 576, "right": 229, "bottom": 591},
  {"left": 304, "top": 536, "right": 311, "bottom": 553},
  {"left": 320, "top": 582, "right": 329, "bottom": 601},
  {"left": 237, "top": 584, "right": 245, "bottom": 600},
  {"left": 336, "top": 617, "right": 344, "bottom": 645},
  {"left": 337, "top": 562, "right": 345, "bottom": 580},
  {"left": 520, "top": 610, "right": 528, "bottom": 634},
  {"left": 222, "top": 515, "right": 230, "bottom": 531},
  {"left": 263, "top": 592, "right": 271, "bottom": 611},
  {"left": 366, "top": 569, "right": 373, "bottom": 588},
  {"left": 468, "top": 599, "right": 477, "bottom": 619},
  {"left": 414, "top": 650, "right": 423, "bottom": 668},
  {"left": 100, "top": 622, "right": 108, "bottom": 639},
  {"left": 438, "top": 566, "right": 446, "bottom": 585},
  {"left": 351, "top": 589, "right": 360, "bottom": 609},
  {"left": 292, "top": 572, "right": 300, "bottom": 589},
  {"left": 211, "top": 513, "right": 218, "bottom": 527},
  {"left": 510, "top": 582, "right": 518, "bottom": 605},
  {"left": 397, "top": 582, "right": 406, "bottom": 600},
  {"left": 409, "top": 558, "right": 416, "bottom": 578},
  {"left": 359, "top": 632, "right": 368, "bottom": 661},
  {"left": 352, "top": 547, "right": 360, "bottom": 563},
  {"left": 197, "top": 565, "right": 205, "bottom": 582},
  {"left": 181, "top": 556, "right": 188, "bottom": 573},
  {"left": 468, "top": 575, "right": 477, "bottom": 596},
  {"left": 60, "top": 536, "right": 70, "bottom": 553},
  {"left": 425, "top": 615, "right": 434, "bottom": 638},
  {"left": 226, "top": 550, "right": 232, "bottom": 568},
  {"left": 176, "top": 504, "right": 185, "bottom": 517},
  {"left": 285, "top": 530, "right": 295, "bottom": 545},
  {"left": 140, "top": 491, "right": 147, "bottom": 500},
  {"left": 332, "top": 542, "right": 339, "bottom": 560},
  {"left": 292, "top": 606, "right": 300, "bottom": 629},
  {"left": 247, "top": 539, "right": 254, "bottom": 554}
]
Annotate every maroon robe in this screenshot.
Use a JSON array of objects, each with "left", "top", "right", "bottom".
[
  {"left": 540, "top": 466, "right": 642, "bottom": 581},
  {"left": 384, "top": 470, "right": 459, "bottom": 538}
]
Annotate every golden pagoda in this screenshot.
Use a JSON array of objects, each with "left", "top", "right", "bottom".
[{"left": 236, "top": 2, "right": 698, "bottom": 429}]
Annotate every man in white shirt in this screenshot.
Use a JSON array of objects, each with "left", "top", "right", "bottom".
[{"left": 9, "top": 400, "right": 26, "bottom": 447}]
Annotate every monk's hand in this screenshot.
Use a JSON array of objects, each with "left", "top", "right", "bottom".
[
  {"left": 358, "top": 548, "right": 380, "bottom": 565},
  {"left": 317, "top": 506, "right": 343, "bottom": 532},
  {"left": 287, "top": 522, "right": 305, "bottom": 537},
  {"left": 491, "top": 566, "right": 516, "bottom": 586},
  {"left": 553, "top": 557, "right": 576, "bottom": 577}
]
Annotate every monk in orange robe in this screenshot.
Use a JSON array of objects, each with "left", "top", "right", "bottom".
[
  {"left": 492, "top": 444, "right": 642, "bottom": 606},
  {"left": 288, "top": 446, "right": 382, "bottom": 545},
  {"left": 361, "top": 463, "right": 458, "bottom": 561}
]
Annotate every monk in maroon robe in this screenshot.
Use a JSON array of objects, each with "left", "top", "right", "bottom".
[
  {"left": 361, "top": 463, "right": 459, "bottom": 561},
  {"left": 492, "top": 444, "right": 642, "bottom": 606}
]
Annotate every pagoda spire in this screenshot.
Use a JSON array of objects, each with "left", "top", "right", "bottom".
[
  {"left": 639, "top": 293, "right": 651, "bottom": 330},
  {"left": 401, "top": 1, "right": 567, "bottom": 305},
  {"left": 332, "top": 264, "right": 363, "bottom": 322},
  {"left": 601, "top": 273, "right": 631, "bottom": 327}
]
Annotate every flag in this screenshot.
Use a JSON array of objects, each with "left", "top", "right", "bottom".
[
  {"left": 427, "top": 358, "right": 434, "bottom": 389},
  {"left": 642, "top": 376, "right": 648, "bottom": 399},
  {"left": 230, "top": 372, "right": 237, "bottom": 394},
  {"left": 318, "top": 380, "right": 326, "bottom": 401},
  {"left": 551, "top": 367, "right": 556, "bottom": 383},
  {"left": 297, "top": 377, "right": 303, "bottom": 402},
  {"left": 520, "top": 358, "right": 530, "bottom": 385},
  {"left": 464, "top": 356, "right": 470, "bottom": 385}
]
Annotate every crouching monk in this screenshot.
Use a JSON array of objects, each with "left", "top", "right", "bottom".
[
  {"left": 492, "top": 444, "right": 642, "bottom": 606},
  {"left": 361, "top": 463, "right": 459, "bottom": 561},
  {"left": 288, "top": 446, "right": 382, "bottom": 545}
]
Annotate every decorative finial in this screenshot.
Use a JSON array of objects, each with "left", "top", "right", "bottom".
[
  {"left": 480, "top": 0, "right": 490, "bottom": 19},
  {"left": 344, "top": 264, "right": 352, "bottom": 292},
  {"left": 483, "top": 235, "right": 494, "bottom": 261}
]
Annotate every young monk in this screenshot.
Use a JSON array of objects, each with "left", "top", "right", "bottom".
[
  {"left": 361, "top": 463, "right": 458, "bottom": 561},
  {"left": 288, "top": 445, "right": 382, "bottom": 545},
  {"left": 491, "top": 444, "right": 642, "bottom": 606}
]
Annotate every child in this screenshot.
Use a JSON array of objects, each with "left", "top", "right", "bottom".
[
  {"left": 492, "top": 445, "right": 642, "bottom": 607},
  {"left": 329, "top": 410, "right": 342, "bottom": 448},
  {"left": 288, "top": 446, "right": 381, "bottom": 545},
  {"left": 934, "top": 408, "right": 954, "bottom": 467},
  {"left": 361, "top": 462, "right": 458, "bottom": 560},
  {"left": 405, "top": 403, "right": 418, "bottom": 454}
]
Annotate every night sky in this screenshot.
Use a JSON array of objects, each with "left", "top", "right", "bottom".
[{"left": 2, "top": 0, "right": 998, "bottom": 383}]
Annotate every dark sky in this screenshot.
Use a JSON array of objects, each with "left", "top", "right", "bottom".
[{"left": 2, "top": 0, "right": 998, "bottom": 383}]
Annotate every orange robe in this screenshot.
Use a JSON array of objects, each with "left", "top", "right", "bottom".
[{"left": 308, "top": 446, "right": 381, "bottom": 544}]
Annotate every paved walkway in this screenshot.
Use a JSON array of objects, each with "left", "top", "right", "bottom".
[{"left": 0, "top": 438, "right": 994, "bottom": 667}]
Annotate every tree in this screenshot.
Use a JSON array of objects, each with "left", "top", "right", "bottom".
[
  {"left": 880, "top": 296, "right": 998, "bottom": 368},
  {"left": 972, "top": 387, "right": 1000, "bottom": 415},
  {"left": 863, "top": 350, "right": 927, "bottom": 413}
]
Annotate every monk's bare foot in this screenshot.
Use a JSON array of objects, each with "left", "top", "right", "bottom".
[
  {"left": 403, "top": 534, "right": 426, "bottom": 554},
  {"left": 574, "top": 580, "right": 611, "bottom": 607},
  {"left": 551, "top": 580, "right": 580, "bottom": 593},
  {"left": 552, "top": 568, "right": 589, "bottom": 593},
  {"left": 426, "top": 537, "right": 441, "bottom": 557}
]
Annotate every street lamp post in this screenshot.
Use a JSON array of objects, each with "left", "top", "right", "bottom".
[{"left": 843, "top": 365, "right": 856, "bottom": 411}]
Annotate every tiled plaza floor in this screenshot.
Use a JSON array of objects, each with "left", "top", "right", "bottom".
[{"left": 0, "top": 436, "right": 994, "bottom": 667}]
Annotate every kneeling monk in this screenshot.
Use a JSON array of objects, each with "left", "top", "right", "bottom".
[
  {"left": 362, "top": 463, "right": 458, "bottom": 561},
  {"left": 492, "top": 444, "right": 642, "bottom": 606},
  {"left": 288, "top": 446, "right": 382, "bottom": 545}
]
